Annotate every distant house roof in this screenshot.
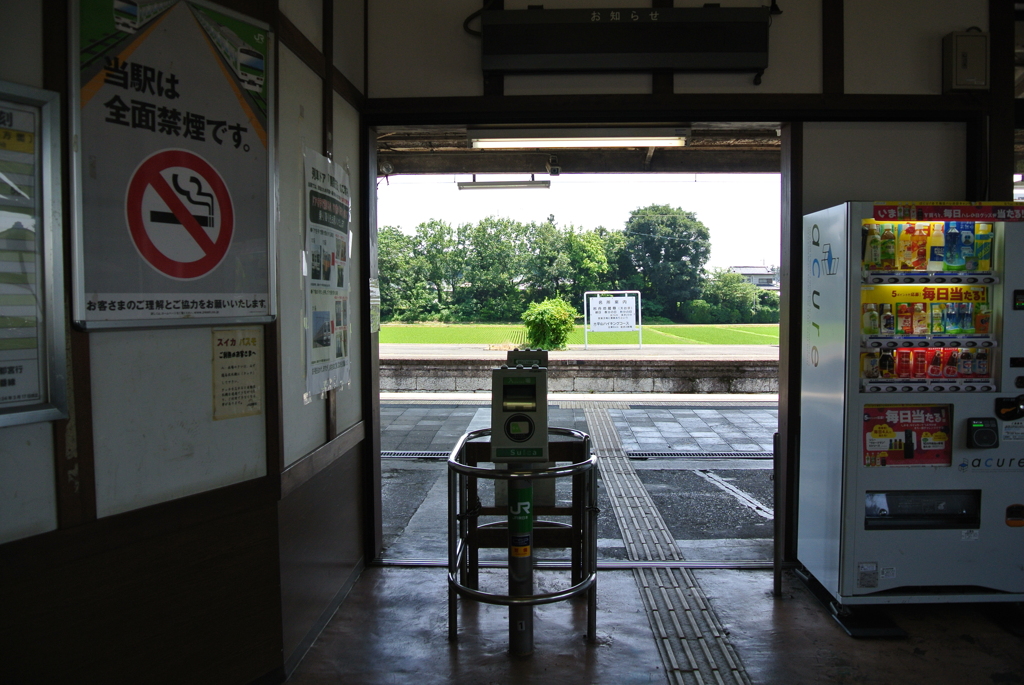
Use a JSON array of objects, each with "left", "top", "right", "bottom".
[{"left": 729, "top": 265, "right": 775, "bottom": 276}]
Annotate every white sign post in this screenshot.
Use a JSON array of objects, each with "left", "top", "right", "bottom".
[{"left": 584, "top": 290, "right": 642, "bottom": 350}]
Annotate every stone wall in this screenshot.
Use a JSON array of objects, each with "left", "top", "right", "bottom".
[{"left": 380, "top": 358, "right": 779, "bottom": 393}]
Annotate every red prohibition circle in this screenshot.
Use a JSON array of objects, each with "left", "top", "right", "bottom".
[{"left": 125, "top": 149, "right": 234, "bottom": 279}]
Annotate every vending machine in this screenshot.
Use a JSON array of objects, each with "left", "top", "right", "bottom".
[{"left": 799, "top": 202, "right": 1024, "bottom": 609}]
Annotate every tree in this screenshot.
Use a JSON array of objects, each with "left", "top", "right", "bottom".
[
  {"left": 377, "top": 226, "right": 434, "bottom": 321},
  {"left": 414, "top": 219, "right": 468, "bottom": 318},
  {"left": 623, "top": 205, "right": 711, "bottom": 320},
  {"left": 460, "top": 216, "right": 530, "bottom": 321},
  {"left": 595, "top": 226, "right": 643, "bottom": 292},
  {"left": 700, "top": 266, "right": 765, "bottom": 321},
  {"left": 525, "top": 219, "right": 609, "bottom": 307}
]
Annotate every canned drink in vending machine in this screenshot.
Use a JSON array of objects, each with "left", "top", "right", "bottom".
[
  {"left": 957, "top": 347, "right": 974, "bottom": 376},
  {"left": 958, "top": 302, "right": 974, "bottom": 334},
  {"left": 896, "top": 348, "right": 914, "bottom": 378},
  {"left": 913, "top": 349, "right": 928, "bottom": 378},
  {"left": 929, "top": 303, "right": 945, "bottom": 334},
  {"left": 897, "top": 303, "right": 914, "bottom": 334},
  {"left": 879, "top": 349, "right": 896, "bottom": 378},
  {"left": 975, "top": 348, "right": 989, "bottom": 377},
  {"left": 943, "top": 302, "right": 961, "bottom": 334},
  {"left": 880, "top": 303, "right": 895, "bottom": 335},
  {"left": 942, "top": 348, "right": 960, "bottom": 378},
  {"left": 861, "top": 352, "right": 880, "bottom": 379},
  {"left": 975, "top": 304, "right": 991, "bottom": 334}
]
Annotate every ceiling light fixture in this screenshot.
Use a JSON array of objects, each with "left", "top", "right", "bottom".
[
  {"left": 468, "top": 128, "right": 687, "bottom": 149},
  {"left": 457, "top": 174, "right": 551, "bottom": 190}
]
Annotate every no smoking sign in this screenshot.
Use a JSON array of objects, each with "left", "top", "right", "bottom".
[{"left": 126, "top": 149, "right": 234, "bottom": 279}]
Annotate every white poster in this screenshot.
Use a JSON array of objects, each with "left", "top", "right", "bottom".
[
  {"left": 212, "top": 326, "right": 263, "bottom": 420},
  {"left": 74, "top": 0, "right": 272, "bottom": 327},
  {"left": 589, "top": 295, "right": 637, "bottom": 332},
  {"left": 304, "top": 148, "right": 351, "bottom": 399}
]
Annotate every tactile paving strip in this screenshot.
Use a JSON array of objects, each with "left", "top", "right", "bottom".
[{"left": 586, "top": 406, "right": 751, "bottom": 685}]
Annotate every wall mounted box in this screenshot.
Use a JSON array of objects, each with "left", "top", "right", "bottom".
[
  {"left": 942, "top": 31, "right": 989, "bottom": 92},
  {"left": 480, "top": 6, "right": 770, "bottom": 78}
]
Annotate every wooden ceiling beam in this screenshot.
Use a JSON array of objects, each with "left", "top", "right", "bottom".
[{"left": 376, "top": 148, "right": 780, "bottom": 175}]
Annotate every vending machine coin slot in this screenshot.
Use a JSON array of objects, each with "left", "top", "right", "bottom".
[{"left": 995, "top": 396, "right": 1024, "bottom": 421}]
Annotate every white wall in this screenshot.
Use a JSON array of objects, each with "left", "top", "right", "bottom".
[
  {"left": 281, "top": 0, "right": 324, "bottom": 52},
  {"left": 278, "top": 46, "right": 329, "bottom": 465},
  {"left": 802, "top": 122, "right": 967, "bottom": 214},
  {"left": 90, "top": 328, "right": 267, "bottom": 517},
  {"left": 368, "top": 0, "right": 488, "bottom": 98},
  {"left": 845, "top": 0, "right": 988, "bottom": 95},
  {"left": 0, "top": 422, "right": 57, "bottom": 544}
]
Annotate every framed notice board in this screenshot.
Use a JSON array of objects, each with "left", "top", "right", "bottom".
[{"left": 0, "top": 80, "right": 67, "bottom": 427}]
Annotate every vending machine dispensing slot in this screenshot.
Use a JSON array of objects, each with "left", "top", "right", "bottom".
[{"left": 864, "top": 490, "right": 982, "bottom": 530}]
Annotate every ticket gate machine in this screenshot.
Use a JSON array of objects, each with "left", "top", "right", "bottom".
[
  {"left": 491, "top": 364, "right": 549, "bottom": 464},
  {"left": 506, "top": 348, "right": 548, "bottom": 368}
]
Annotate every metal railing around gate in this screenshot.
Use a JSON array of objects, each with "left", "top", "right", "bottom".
[{"left": 447, "top": 427, "right": 598, "bottom": 649}]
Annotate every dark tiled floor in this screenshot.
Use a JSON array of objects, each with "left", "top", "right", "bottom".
[
  {"left": 289, "top": 399, "right": 1024, "bottom": 685},
  {"left": 381, "top": 403, "right": 773, "bottom": 454},
  {"left": 612, "top": 407, "right": 777, "bottom": 453},
  {"left": 288, "top": 566, "right": 1024, "bottom": 685}
]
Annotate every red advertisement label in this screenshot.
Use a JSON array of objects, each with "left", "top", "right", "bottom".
[
  {"left": 873, "top": 202, "right": 1024, "bottom": 222},
  {"left": 863, "top": 404, "right": 952, "bottom": 467}
]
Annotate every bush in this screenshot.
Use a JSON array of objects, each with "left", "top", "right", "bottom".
[
  {"left": 680, "top": 299, "right": 713, "bottom": 324},
  {"left": 521, "top": 297, "right": 579, "bottom": 350}
]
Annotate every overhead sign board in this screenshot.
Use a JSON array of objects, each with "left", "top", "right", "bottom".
[{"left": 72, "top": 0, "right": 274, "bottom": 327}]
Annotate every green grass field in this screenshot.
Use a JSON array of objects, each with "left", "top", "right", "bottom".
[{"left": 380, "top": 324, "right": 778, "bottom": 345}]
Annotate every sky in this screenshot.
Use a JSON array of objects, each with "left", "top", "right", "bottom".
[{"left": 375, "top": 172, "right": 781, "bottom": 270}]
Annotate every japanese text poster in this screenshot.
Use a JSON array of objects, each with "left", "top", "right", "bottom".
[
  {"left": 75, "top": 0, "right": 272, "bottom": 326},
  {"left": 304, "top": 147, "right": 351, "bottom": 399},
  {"left": 0, "top": 98, "right": 43, "bottom": 409},
  {"left": 589, "top": 294, "right": 637, "bottom": 332},
  {"left": 863, "top": 404, "right": 952, "bottom": 467},
  {"left": 212, "top": 326, "right": 263, "bottom": 419}
]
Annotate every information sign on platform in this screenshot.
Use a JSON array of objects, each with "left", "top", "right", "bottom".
[
  {"left": 589, "top": 295, "right": 637, "bottom": 332},
  {"left": 583, "top": 290, "right": 642, "bottom": 350},
  {"left": 72, "top": 0, "right": 274, "bottom": 327}
]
